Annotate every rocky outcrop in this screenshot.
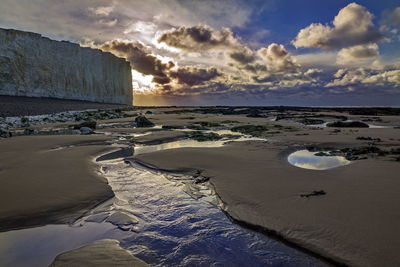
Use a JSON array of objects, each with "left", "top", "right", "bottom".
[{"left": 0, "top": 28, "right": 132, "bottom": 104}]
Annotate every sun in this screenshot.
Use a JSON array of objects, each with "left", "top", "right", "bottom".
[{"left": 131, "top": 69, "right": 157, "bottom": 93}]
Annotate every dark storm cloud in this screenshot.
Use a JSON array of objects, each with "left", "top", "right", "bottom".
[
  {"left": 229, "top": 48, "right": 257, "bottom": 64},
  {"left": 170, "top": 66, "right": 222, "bottom": 86},
  {"left": 98, "top": 40, "right": 174, "bottom": 84},
  {"left": 158, "top": 25, "right": 238, "bottom": 51}
]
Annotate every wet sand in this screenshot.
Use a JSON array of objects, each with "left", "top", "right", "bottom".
[
  {"left": 132, "top": 110, "right": 400, "bottom": 266},
  {"left": 0, "top": 135, "right": 116, "bottom": 231},
  {"left": 50, "top": 239, "right": 148, "bottom": 267},
  {"left": 1, "top": 106, "right": 400, "bottom": 266}
]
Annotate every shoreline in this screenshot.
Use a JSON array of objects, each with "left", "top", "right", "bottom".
[
  {"left": 0, "top": 135, "right": 117, "bottom": 232},
  {"left": 134, "top": 137, "right": 400, "bottom": 267},
  {"left": 132, "top": 155, "right": 345, "bottom": 266}
]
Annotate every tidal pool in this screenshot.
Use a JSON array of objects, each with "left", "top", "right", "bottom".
[
  {"left": 133, "top": 136, "right": 264, "bottom": 156},
  {"left": 288, "top": 150, "right": 351, "bottom": 170},
  {"left": 0, "top": 138, "right": 326, "bottom": 267},
  {"left": 0, "top": 158, "right": 325, "bottom": 267}
]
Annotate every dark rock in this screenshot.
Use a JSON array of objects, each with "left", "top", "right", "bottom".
[
  {"left": 134, "top": 116, "right": 155, "bottom": 127},
  {"left": 23, "top": 128, "right": 34, "bottom": 135},
  {"left": 0, "top": 129, "right": 12, "bottom": 138},
  {"left": 73, "top": 120, "right": 96, "bottom": 130},
  {"left": 79, "top": 127, "right": 93, "bottom": 134},
  {"left": 300, "top": 118, "right": 325, "bottom": 125},
  {"left": 301, "top": 190, "right": 326, "bottom": 198}
]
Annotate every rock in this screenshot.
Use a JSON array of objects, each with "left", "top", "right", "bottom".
[
  {"left": 20, "top": 117, "right": 30, "bottom": 127},
  {"left": 0, "top": 129, "right": 12, "bottom": 138},
  {"left": 301, "top": 190, "right": 326, "bottom": 198},
  {"left": 73, "top": 120, "right": 96, "bottom": 130},
  {"left": 23, "top": 128, "right": 34, "bottom": 135},
  {"left": 79, "top": 127, "right": 93, "bottom": 135},
  {"left": 106, "top": 211, "right": 139, "bottom": 230},
  {"left": 134, "top": 116, "right": 155, "bottom": 127}
]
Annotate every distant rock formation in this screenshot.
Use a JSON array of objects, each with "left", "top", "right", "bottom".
[{"left": 0, "top": 28, "right": 133, "bottom": 105}]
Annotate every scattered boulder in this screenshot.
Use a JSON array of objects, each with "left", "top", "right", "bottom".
[
  {"left": 0, "top": 129, "right": 12, "bottom": 138},
  {"left": 23, "top": 128, "right": 34, "bottom": 135},
  {"left": 301, "top": 190, "right": 326, "bottom": 198},
  {"left": 73, "top": 120, "right": 96, "bottom": 130},
  {"left": 79, "top": 127, "right": 93, "bottom": 135},
  {"left": 300, "top": 118, "right": 325, "bottom": 125},
  {"left": 20, "top": 117, "right": 30, "bottom": 127},
  {"left": 134, "top": 116, "right": 155, "bottom": 127}
]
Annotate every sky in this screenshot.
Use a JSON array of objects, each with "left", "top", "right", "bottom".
[{"left": 0, "top": 0, "right": 399, "bottom": 106}]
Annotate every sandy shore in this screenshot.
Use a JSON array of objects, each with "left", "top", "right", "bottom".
[
  {"left": 50, "top": 239, "right": 148, "bottom": 267},
  {"left": 132, "top": 110, "right": 400, "bottom": 267},
  {"left": 0, "top": 135, "right": 116, "bottom": 232},
  {"left": 1, "top": 106, "right": 400, "bottom": 266}
]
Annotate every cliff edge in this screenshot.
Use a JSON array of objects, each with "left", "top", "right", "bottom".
[{"left": 0, "top": 28, "right": 132, "bottom": 105}]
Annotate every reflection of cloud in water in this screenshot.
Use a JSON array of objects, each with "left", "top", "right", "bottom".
[
  {"left": 288, "top": 150, "right": 350, "bottom": 170},
  {"left": 134, "top": 136, "right": 264, "bottom": 155}
]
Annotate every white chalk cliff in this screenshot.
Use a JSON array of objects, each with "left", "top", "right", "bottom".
[{"left": 0, "top": 28, "right": 132, "bottom": 105}]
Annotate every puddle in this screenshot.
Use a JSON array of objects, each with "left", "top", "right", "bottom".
[
  {"left": 133, "top": 136, "right": 264, "bottom": 156},
  {"left": 288, "top": 150, "right": 350, "bottom": 170},
  {"left": 0, "top": 222, "right": 116, "bottom": 267}
]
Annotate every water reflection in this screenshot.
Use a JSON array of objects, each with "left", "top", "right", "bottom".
[
  {"left": 134, "top": 136, "right": 264, "bottom": 156},
  {"left": 0, "top": 159, "right": 325, "bottom": 267},
  {"left": 288, "top": 150, "right": 350, "bottom": 170}
]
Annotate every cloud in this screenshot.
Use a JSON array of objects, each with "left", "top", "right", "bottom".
[
  {"left": 169, "top": 66, "right": 222, "bottom": 86},
  {"left": 380, "top": 7, "right": 400, "bottom": 39},
  {"left": 292, "top": 3, "right": 382, "bottom": 50},
  {"left": 158, "top": 25, "right": 239, "bottom": 52},
  {"left": 96, "top": 39, "right": 222, "bottom": 91},
  {"left": 326, "top": 67, "right": 400, "bottom": 87},
  {"left": 229, "top": 47, "right": 257, "bottom": 64},
  {"left": 258, "top": 43, "right": 300, "bottom": 72},
  {"left": 97, "top": 40, "right": 174, "bottom": 85},
  {"left": 336, "top": 43, "right": 379, "bottom": 65},
  {"left": 88, "top": 5, "right": 115, "bottom": 16}
]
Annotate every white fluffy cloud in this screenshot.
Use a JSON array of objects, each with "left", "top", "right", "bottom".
[
  {"left": 258, "top": 43, "right": 300, "bottom": 72},
  {"left": 336, "top": 43, "right": 379, "bottom": 65},
  {"left": 292, "top": 3, "right": 382, "bottom": 50},
  {"left": 326, "top": 68, "right": 400, "bottom": 87}
]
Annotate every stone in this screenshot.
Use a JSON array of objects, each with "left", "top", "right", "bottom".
[
  {"left": 134, "top": 116, "right": 155, "bottom": 127},
  {"left": 79, "top": 127, "right": 93, "bottom": 135}
]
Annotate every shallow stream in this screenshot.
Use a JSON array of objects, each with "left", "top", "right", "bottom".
[{"left": 0, "top": 137, "right": 326, "bottom": 267}]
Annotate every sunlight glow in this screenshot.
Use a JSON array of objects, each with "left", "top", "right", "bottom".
[{"left": 131, "top": 69, "right": 156, "bottom": 93}]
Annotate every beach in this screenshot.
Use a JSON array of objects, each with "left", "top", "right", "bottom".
[{"left": 1, "top": 105, "right": 400, "bottom": 266}]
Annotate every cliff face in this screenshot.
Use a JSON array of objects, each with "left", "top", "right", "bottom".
[{"left": 0, "top": 28, "right": 132, "bottom": 105}]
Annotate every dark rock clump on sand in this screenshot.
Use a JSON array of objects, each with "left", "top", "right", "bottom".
[
  {"left": 187, "top": 131, "right": 222, "bottom": 142},
  {"left": 73, "top": 121, "right": 96, "bottom": 130},
  {"left": 301, "top": 190, "right": 326, "bottom": 198},
  {"left": 134, "top": 116, "right": 155, "bottom": 127}
]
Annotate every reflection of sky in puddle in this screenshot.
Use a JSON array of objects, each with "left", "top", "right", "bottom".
[
  {"left": 288, "top": 150, "right": 350, "bottom": 170},
  {"left": 134, "top": 136, "right": 263, "bottom": 155},
  {"left": 0, "top": 222, "right": 115, "bottom": 267},
  {"left": 176, "top": 128, "right": 242, "bottom": 135}
]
